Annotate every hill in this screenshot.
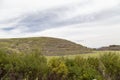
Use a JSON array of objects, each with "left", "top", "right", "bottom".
[
  {"left": 97, "top": 45, "right": 120, "bottom": 51},
  {"left": 0, "top": 37, "right": 92, "bottom": 56}
]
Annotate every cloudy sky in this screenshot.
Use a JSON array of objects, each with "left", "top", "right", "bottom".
[{"left": 0, "top": 0, "right": 120, "bottom": 48}]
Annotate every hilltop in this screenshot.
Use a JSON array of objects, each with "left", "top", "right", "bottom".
[
  {"left": 0, "top": 37, "right": 91, "bottom": 56},
  {"left": 97, "top": 45, "right": 120, "bottom": 51}
]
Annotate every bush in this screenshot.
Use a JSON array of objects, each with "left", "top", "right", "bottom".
[
  {"left": 65, "top": 58, "right": 82, "bottom": 80},
  {"left": 0, "top": 49, "right": 47, "bottom": 80},
  {"left": 65, "top": 56, "right": 103, "bottom": 80},
  {"left": 47, "top": 58, "right": 68, "bottom": 80},
  {"left": 74, "top": 56, "right": 103, "bottom": 80},
  {"left": 100, "top": 53, "right": 120, "bottom": 80},
  {"left": 0, "top": 49, "right": 8, "bottom": 79}
]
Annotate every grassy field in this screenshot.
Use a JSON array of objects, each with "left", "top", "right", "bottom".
[{"left": 47, "top": 51, "right": 120, "bottom": 59}]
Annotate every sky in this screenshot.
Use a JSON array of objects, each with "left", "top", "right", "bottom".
[{"left": 0, "top": 0, "right": 120, "bottom": 48}]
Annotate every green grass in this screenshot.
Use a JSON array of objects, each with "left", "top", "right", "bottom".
[{"left": 47, "top": 51, "right": 120, "bottom": 59}]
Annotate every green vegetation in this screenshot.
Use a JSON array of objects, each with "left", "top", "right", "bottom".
[
  {"left": 47, "top": 51, "right": 120, "bottom": 59},
  {"left": 0, "top": 49, "right": 120, "bottom": 80}
]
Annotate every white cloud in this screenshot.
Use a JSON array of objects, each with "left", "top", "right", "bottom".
[
  {"left": 0, "top": 0, "right": 119, "bottom": 21},
  {"left": 0, "top": 0, "right": 83, "bottom": 21}
]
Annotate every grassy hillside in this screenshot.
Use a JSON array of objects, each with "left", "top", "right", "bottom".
[{"left": 0, "top": 37, "right": 91, "bottom": 56}]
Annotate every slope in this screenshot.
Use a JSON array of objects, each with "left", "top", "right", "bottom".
[{"left": 0, "top": 37, "right": 92, "bottom": 56}]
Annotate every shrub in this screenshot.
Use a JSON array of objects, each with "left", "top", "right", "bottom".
[
  {"left": 48, "top": 58, "right": 68, "bottom": 80},
  {"left": 74, "top": 56, "right": 103, "bottom": 80},
  {"left": 0, "top": 49, "right": 47, "bottom": 80},
  {"left": 100, "top": 53, "right": 120, "bottom": 80},
  {"left": 0, "top": 49, "right": 8, "bottom": 79},
  {"left": 65, "top": 58, "right": 82, "bottom": 80}
]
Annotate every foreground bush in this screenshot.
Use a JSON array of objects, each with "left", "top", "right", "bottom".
[
  {"left": 65, "top": 57, "right": 103, "bottom": 80},
  {"left": 0, "top": 49, "right": 47, "bottom": 80},
  {"left": 0, "top": 49, "right": 119, "bottom": 80},
  {"left": 47, "top": 58, "right": 68, "bottom": 80},
  {"left": 100, "top": 53, "right": 120, "bottom": 80}
]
